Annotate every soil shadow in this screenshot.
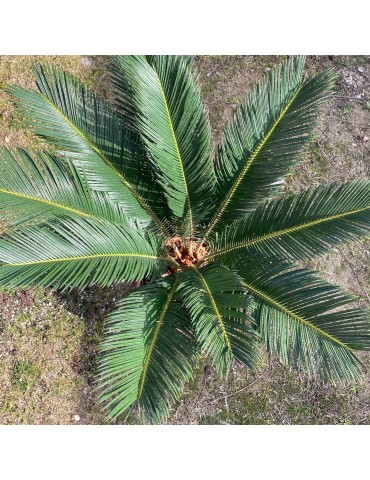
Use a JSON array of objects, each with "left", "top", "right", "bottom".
[{"left": 55, "top": 283, "right": 134, "bottom": 424}]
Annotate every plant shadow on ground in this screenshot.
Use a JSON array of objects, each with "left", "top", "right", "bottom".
[
  {"left": 165, "top": 350, "right": 370, "bottom": 425},
  {"left": 55, "top": 283, "right": 134, "bottom": 424}
]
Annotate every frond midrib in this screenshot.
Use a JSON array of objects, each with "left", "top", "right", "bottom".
[
  {"left": 200, "top": 83, "right": 304, "bottom": 244},
  {"left": 242, "top": 280, "right": 353, "bottom": 351},
  {"left": 192, "top": 265, "right": 231, "bottom": 351},
  {"left": 0, "top": 187, "right": 94, "bottom": 220},
  {"left": 3, "top": 252, "right": 162, "bottom": 267},
  {"left": 37, "top": 91, "right": 170, "bottom": 238},
  {"left": 154, "top": 69, "right": 194, "bottom": 236},
  {"left": 137, "top": 278, "right": 179, "bottom": 399},
  {"left": 207, "top": 204, "right": 370, "bottom": 261}
]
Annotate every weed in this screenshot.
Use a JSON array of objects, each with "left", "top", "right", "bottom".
[{"left": 12, "top": 359, "right": 39, "bottom": 391}]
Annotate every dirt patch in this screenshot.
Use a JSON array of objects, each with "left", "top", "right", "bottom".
[
  {"left": 0, "top": 288, "right": 87, "bottom": 424},
  {"left": 194, "top": 55, "right": 283, "bottom": 143}
]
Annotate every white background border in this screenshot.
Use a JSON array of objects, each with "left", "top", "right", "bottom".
[{"left": 0, "top": 1, "right": 369, "bottom": 477}]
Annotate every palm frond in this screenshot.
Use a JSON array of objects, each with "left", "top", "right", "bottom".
[
  {"left": 110, "top": 56, "right": 216, "bottom": 234},
  {"left": 0, "top": 147, "right": 132, "bottom": 231},
  {"left": 208, "top": 179, "right": 370, "bottom": 264},
  {"left": 97, "top": 276, "right": 197, "bottom": 423},
  {"left": 109, "top": 55, "right": 194, "bottom": 130},
  {"left": 0, "top": 217, "right": 167, "bottom": 290},
  {"left": 178, "top": 263, "right": 261, "bottom": 376},
  {"left": 146, "top": 55, "right": 194, "bottom": 69},
  {"left": 6, "top": 65, "right": 170, "bottom": 234},
  {"left": 238, "top": 255, "right": 370, "bottom": 381},
  {"left": 201, "top": 56, "right": 336, "bottom": 241}
]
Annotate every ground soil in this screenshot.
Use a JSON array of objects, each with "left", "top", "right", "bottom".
[{"left": 0, "top": 55, "right": 369, "bottom": 424}]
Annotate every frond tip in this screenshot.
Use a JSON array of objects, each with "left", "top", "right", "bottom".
[{"left": 238, "top": 255, "right": 370, "bottom": 382}]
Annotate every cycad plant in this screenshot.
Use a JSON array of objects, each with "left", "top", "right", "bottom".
[{"left": 1, "top": 55, "right": 370, "bottom": 423}]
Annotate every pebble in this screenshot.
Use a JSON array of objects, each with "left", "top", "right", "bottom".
[
  {"left": 73, "top": 414, "right": 80, "bottom": 422},
  {"left": 4, "top": 136, "right": 10, "bottom": 143},
  {"left": 363, "top": 136, "right": 369, "bottom": 142},
  {"left": 80, "top": 57, "right": 92, "bottom": 67},
  {"left": 357, "top": 66, "right": 365, "bottom": 73}
]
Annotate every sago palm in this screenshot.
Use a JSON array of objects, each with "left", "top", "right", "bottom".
[{"left": 1, "top": 55, "right": 370, "bottom": 423}]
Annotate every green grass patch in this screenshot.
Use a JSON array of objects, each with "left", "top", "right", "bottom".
[{"left": 12, "top": 359, "right": 40, "bottom": 391}]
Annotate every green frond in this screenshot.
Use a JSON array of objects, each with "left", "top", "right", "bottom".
[
  {"left": 201, "top": 56, "right": 336, "bottom": 241},
  {"left": 97, "top": 276, "right": 197, "bottom": 423},
  {"left": 208, "top": 179, "right": 370, "bottom": 264},
  {"left": 238, "top": 255, "right": 370, "bottom": 381},
  {"left": 0, "top": 147, "right": 131, "bottom": 231},
  {"left": 0, "top": 217, "right": 166, "bottom": 290},
  {"left": 109, "top": 55, "right": 194, "bottom": 131},
  {"left": 110, "top": 56, "right": 216, "bottom": 234},
  {"left": 178, "top": 263, "right": 261, "bottom": 377},
  {"left": 6, "top": 65, "right": 171, "bottom": 234},
  {"left": 146, "top": 55, "right": 194, "bottom": 70}
]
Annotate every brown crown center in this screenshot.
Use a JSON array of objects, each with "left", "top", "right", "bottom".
[{"left": 166, "top": 236, "right": 207, "bottom": 269}]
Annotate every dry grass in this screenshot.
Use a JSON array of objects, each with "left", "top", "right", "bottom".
[{"left": 0, "top": 55, "right": 369, "bottom": 424}]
